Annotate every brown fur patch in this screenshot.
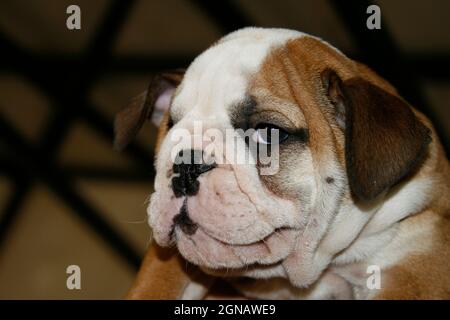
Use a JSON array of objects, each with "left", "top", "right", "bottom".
[
  {"left": 251, "top": 36, "right": 450, "bottom": 299},
  {"left": 374, "top": 212, "right": 450, "bottom": 299},
  {"left": 251, "top": 37, "right": 432, "bottom": 201}
]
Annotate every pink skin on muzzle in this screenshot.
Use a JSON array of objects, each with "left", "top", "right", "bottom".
[{"left": 148, "top": 164, "right": 303, "bottom": 270}]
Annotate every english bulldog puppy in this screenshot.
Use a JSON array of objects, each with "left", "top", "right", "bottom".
[{"left": 115, "top": 28, "right": 450, "bottom": 300}]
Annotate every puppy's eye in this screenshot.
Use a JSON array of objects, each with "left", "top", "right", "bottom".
[{"left": 252, "top": 123, "right": 289, "bottom": 144}]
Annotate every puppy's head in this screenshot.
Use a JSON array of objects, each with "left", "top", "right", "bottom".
[{"left": 115, "top": 28, "right": 430, "bottom": 281}]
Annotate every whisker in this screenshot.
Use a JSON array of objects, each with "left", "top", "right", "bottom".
[
  {"left": 143, "top": 194, "right": 152, "bottom": 206},
  {"left": 119, "top": 217, "right": 148, "bottom": 224}
]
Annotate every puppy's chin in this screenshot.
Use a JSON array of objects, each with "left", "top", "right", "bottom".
[
  {"left": 175, "top": 226, "right": 299, "bottom": 270},
  {"left": 201, "top": 261, "right": 288, "bottom": 279}
]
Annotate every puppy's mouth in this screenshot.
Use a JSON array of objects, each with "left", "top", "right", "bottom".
[
  {"left": 170, "top": 198, "right": 198, "bottom": 238},
  {"left": 167, "top": 197, "right": 299, "bottom": 270}
]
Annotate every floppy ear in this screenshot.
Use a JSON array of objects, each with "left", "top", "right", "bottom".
[
  {"left": 321, "top": 69, "right": 431, "bottom": 202},
  {"left": 114, "top": 69, "right": 184, "bottom": 151}
]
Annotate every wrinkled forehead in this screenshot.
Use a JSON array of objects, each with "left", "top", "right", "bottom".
[{"left": 170, "top": 28, "right": 309, "bottom": 123}]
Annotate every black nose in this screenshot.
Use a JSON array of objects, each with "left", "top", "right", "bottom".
[{"left": 171, "top": 149, "right": 216, "bottom": 197}]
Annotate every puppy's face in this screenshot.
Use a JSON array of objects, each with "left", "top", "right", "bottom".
[
  {"left": 115, "top": 28, "right": 430, "bottom": 282},
  {"left": 150, "top": 30, "right": 333, "bottom": 278}
]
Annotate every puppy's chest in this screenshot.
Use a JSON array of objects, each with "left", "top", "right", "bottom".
[{"left": 229, "top": 273, "right": 355, "bottom": 300}]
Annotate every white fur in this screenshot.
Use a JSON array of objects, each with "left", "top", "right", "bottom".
[
  {"left": 329, "top": 177, "right": 436, "bottom": 299},
  {"left": 180, "top": 279, "right": 211, "bottom": 300},
  {"left": 171, "top": 28, "right": 307, "bottom": 126}
]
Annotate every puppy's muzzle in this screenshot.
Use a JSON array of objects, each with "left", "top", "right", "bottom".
[
  {"left": 171, "top": 149, "right": 216, "bottom": 197},
  {"left": 171, "top": 149, "right": 216, "bottom": 236}
]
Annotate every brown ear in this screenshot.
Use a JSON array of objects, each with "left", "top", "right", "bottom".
[
  {"left": 321, "top": 69, "right": 431, "bottom": 201},
  {"left": 114, "top": 69, "right": 184, "bottom": 151}
]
